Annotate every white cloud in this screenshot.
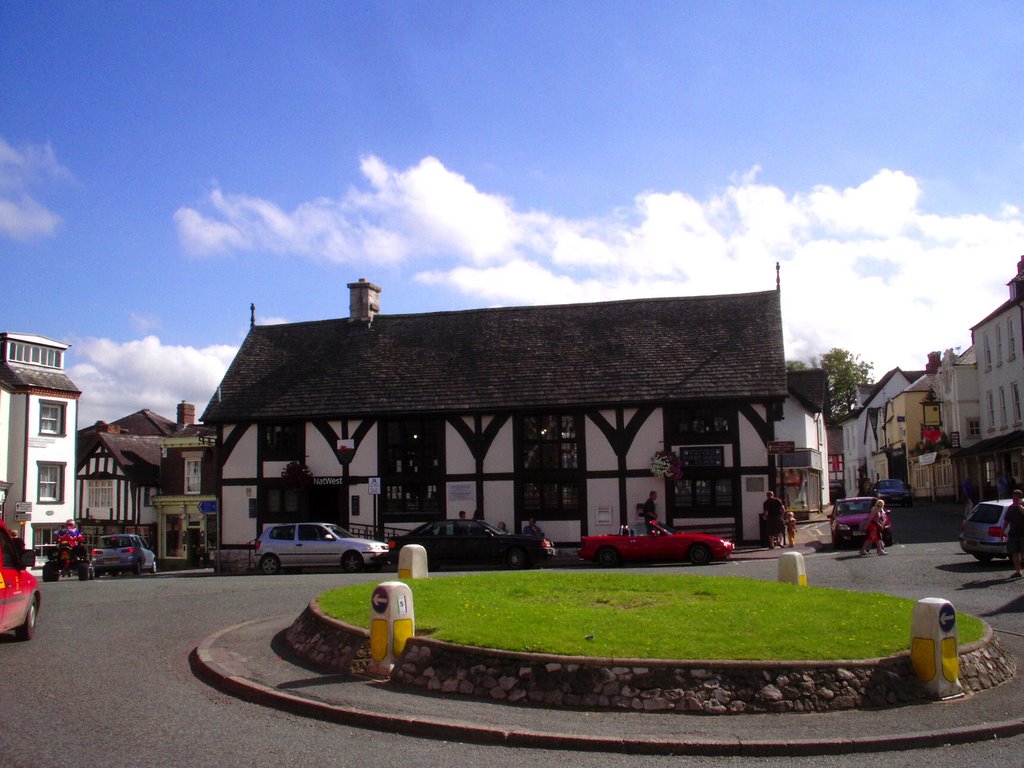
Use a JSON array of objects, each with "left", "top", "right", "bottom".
[
  {"left": 174, "top": 156, "right": 1024, "bottom": 376},
  {"left": 0, "top": 136, "right": 70, "bottom": 241},
  {"left": 69, "top": 336, "right": 237, "bottom": 427}
]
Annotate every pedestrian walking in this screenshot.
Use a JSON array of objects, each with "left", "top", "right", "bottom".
[
  {"left": 783, "top": 507, "right": 797, "bottom": 548},
  {"left": 859, "top": 499, "right": 888, "bottom": 556},
  {"left": 762, "top": 491, "right": 785, "bottom": 549}
]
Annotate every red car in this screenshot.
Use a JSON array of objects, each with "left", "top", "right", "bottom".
[
  {"left": 1, "top": 520, "right": 40, "bottom": 641},
  {"left": 578, "top": 521, "right": 734, "bottom": 567}
]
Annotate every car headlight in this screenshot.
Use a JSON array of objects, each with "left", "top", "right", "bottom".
[{"left": 836, "top": 524, "right": 850, "bottom": 532}]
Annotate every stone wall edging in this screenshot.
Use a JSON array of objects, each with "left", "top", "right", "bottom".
[{"left": 285, "top": 599, "right": 1016, "bottom": 715}]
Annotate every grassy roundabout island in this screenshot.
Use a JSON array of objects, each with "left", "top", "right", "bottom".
[{"left": 318, "top": 571, "right": 986, "bottom": 661}]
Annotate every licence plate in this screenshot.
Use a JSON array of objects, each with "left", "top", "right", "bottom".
[{"left": 963, "top": 540, "right": 978, "bottom": 548}]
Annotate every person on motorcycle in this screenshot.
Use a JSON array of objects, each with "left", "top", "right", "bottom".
[{"left": 56, "top": 519, "right": 84, "bottom": 546}]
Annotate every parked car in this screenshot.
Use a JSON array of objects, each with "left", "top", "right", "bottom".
[
  {"left": 255, "top": 522, "right": 390, "bottom": 575},
  {"left": 959, "top": 499, "right": 1016, "bottom": 562},
  {"left": 0, "top": 520, "right": 39, "bottom": 641},
  {"left": 578, "top": 521, "right": 734, "bottom": 567},
  {"left": 386, "top": 519, "right": 555, "bottom": 570},
  {"left": 829, "top": 481, "right": 846, "bottom": 501},
  {"left": 871, "top": 478, "right": 913, "bottom": 507},
  {"left": 90, "top": 534, "right": 157, "bottom": 577},
  {"left": 829, "top": 496, "right": 894, "bottom": 549}
]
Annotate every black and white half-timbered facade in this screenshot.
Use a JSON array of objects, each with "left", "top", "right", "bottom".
[{"left": 203, "top": 280, "right": 788, "bottom": 572}]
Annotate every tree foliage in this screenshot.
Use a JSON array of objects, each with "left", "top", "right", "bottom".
[{"left": 819, "top": 348, "right": 873, "bottom": 423}]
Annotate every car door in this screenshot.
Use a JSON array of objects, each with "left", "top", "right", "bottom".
[
  {"left": 268, "top": 525, "right": 300, "bottom": 568},
  {"left": 453, "top": 520, "right": 488, "bottom": 563},
  {"left": 1, "top": 528, "right": 26, "bottom": 633},
  {"left": 423, "top": 521, "right": 458, "bottom": 563},
  {"left": 297, "top": 524, "right": 336, "bottom": 567}
]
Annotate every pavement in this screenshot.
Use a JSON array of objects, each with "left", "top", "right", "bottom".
[{"left": 189, "top": 515, "right": 1024, "bottom": 757}]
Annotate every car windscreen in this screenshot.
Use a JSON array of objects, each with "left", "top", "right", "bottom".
[
  {"left": 877, "top": 480, "right": 903, "bottom": 490},
  {"left": 836, "top": 500, "right": 873, "bottom": 514},
  {"left": 967, "top": 503, "right": 1006, "bottom": 524}
]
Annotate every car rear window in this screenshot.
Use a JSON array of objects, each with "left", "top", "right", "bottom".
[
  {"left": 967, "top": 503, "right": 1007, "bottom": 525},
  {"left": 102, "top": 536, "right": 131, "bottom": 548}
]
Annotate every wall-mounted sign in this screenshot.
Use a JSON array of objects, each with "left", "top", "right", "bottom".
[
  {"left": 678, "top": 446, "right": 725, "bottom": 467},
  {"left": 767, "top": 440, "right": 795, "bottom": 455}
]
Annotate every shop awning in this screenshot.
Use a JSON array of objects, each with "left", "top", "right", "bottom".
[{"left": 950, "top": 430, "right": 1024, "bottom": 459}]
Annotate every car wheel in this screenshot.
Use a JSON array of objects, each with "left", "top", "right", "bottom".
[
  {"left": 505, "top": 548, "right": 528, "bottom": 569},
  {"left": 831, "top": 535, "right": 842, "bottom": 550},
  {"left": 134, "top": 559, "right": 143, "bottom": 575},
  {"left": 595, "top": 546, "right": 621, "bottom": 567},
  {"left": 259, "top": 554, "right": 282, "bottom": 575},
  {"left": 42, "top": 562, "right": 59, "bottom": 583},
  {"left": 14, "top": 595, "right": 38, "bottom": 642},
  {"left": 688, "top": 543, "right": 713, "bottom": 566},
  {"left": 340, "top": 551, "right": 364, "bottom": 573},
  {"left": 971, "top": 553, "right": 995, "bottom": 562}
]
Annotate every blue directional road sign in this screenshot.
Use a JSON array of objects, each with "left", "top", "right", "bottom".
[{"left": 198, "top": 501, "right": 218, "bottom": 514}]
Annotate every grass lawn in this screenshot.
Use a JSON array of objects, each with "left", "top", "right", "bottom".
[{"left": 317, "top": 571, "right": 986, "bottom": 661}]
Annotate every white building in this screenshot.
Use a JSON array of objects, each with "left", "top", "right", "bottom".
[
  {"left": 0, "top": 332, "right": 80, "bottom": 553},
  {"left": 952, "top": 258, "right": 1024, "bottom": 496},
  {"left": 776, "top": 369, "right": 829, "bottom": 514},
  {"left": 838, "top": 368, "right": 923, "bottom": 496}
]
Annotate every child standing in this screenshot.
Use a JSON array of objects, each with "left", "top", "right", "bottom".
[{"left": 783, "top": 508, "right": 798, "bottom": 548}]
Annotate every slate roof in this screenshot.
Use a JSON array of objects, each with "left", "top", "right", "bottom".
[
  {"left": 202, "top": 290, "right": 787, "bottom": 422},
  {"left": 0, "top": 361, "right": 80, "bottom": 395},
  {"left": 82, "top": 433, "right": 162, "bottom": 487},
  {"left": 786, "top": 369, "right": 827, "bottom": 414}
]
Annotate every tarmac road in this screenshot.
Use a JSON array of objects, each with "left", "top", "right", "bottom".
[{"left": 4, "top": 501, "right": 1024, "bottom": 768}]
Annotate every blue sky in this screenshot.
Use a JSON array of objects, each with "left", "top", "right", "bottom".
[{"left": 3, "top": 2, "right": 1024, "bottom": 426}]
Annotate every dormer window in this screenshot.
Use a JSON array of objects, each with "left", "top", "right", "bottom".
[{"left": 7, "top": 340, "right": 63, "bottom": 368}]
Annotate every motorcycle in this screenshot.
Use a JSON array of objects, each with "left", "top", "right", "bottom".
[{"left": 41, "top": 537, "right": 95, "bottom": 582}]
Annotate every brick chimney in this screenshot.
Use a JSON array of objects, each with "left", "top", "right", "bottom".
[
  {"left": 347, "top": 278, "right": 381, "bottom": 323},
  {"left": 925, "top": 351, "right": 940, "bottom": 375},
  {"left": 177, "top": 401, "right": 195, "bottom": 427}
]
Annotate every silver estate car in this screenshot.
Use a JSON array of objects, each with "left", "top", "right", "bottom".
[
  {"left": 254, "top": 522, "right": 389, "bottom": 574},
  {"left": 959, "top": 499, "right": 1016, "bottom": 562}
]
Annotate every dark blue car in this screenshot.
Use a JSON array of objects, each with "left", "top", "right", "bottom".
[{"left": 871, "top": 478, "right": 913, "bottom": 507}]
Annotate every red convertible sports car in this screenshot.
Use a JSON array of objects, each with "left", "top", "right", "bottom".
[{"left": 578, "top": 521, "right": 734, "bottom": 567}]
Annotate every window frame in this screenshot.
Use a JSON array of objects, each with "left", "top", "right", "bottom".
[
  {"left": 88, "top": 478, "right": 114, "bottom": 509},
  {"left": 37, "top": 462, "right": 65, "bottom": 503},
  {"left": 39, "top": 400, "right": 66, "bottom": 436},
  {"left": 184, "top": 457, "right": 202, "bottom": 495},
  {"left": 381, "top": 417, "right": 445, "bottom": 520},
  {"left": 261, "top": 423, "right": 304, "bottom": 461}
]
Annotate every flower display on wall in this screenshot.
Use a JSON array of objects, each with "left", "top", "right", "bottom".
[
  {"left": 281, "top": 460, "right": 313, "bottom": 490},
  {"left": 649, "top": 450, "right": 684, "bottom": 481}
]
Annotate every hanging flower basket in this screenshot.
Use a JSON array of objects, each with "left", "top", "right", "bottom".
[
  {"left": 650, "top": 450, "right": 684, "bottom": 481},
  {"left": 281, "top": 460, "right": 313, "bottom": 490}
]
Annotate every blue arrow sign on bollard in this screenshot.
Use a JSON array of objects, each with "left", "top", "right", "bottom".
[{"left": 938, "top": 603, "right": 956, "bottom": 633}]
